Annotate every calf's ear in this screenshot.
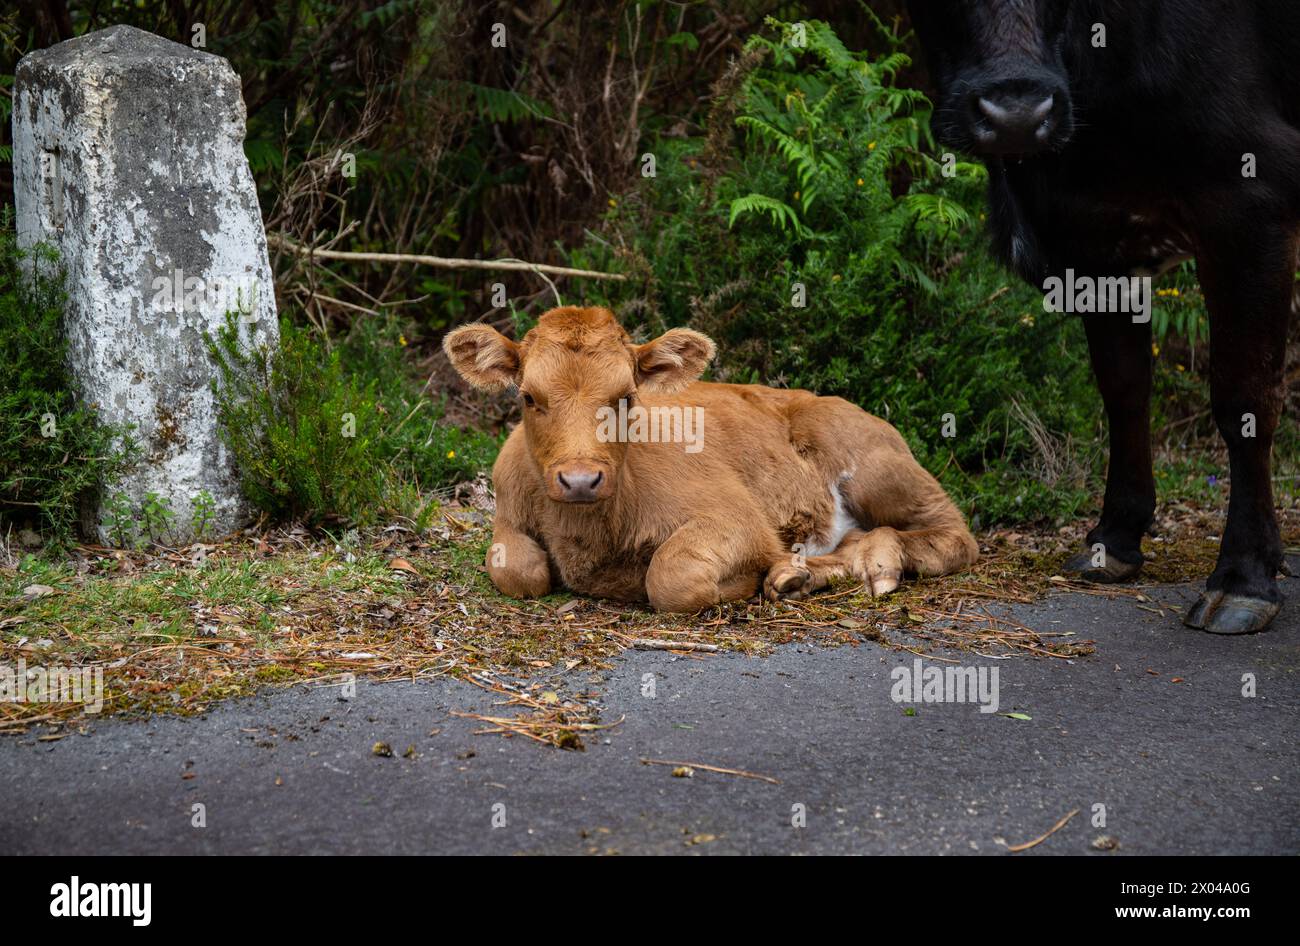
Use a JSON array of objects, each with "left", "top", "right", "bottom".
[
  {"left": 634, "top": 328, "right": 716, "bottom": 393},
  {"left": 443, "top": 324, "right": 521, "bottom": 390}
]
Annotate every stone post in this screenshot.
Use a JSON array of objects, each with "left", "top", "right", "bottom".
[{"left": 12, "top": 24, "right": 278, "bottom": 545}]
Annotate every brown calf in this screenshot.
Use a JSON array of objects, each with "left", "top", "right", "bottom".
[{"left": 444, "top": 306, "right": 977, "bottom": 612}]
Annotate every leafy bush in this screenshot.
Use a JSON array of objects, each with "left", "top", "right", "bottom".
[
  {"left": 569, "top": 15, "right": 1103, "bottom": 525},
  {"left": 0, "top": 226, "right": 135, "bottom": 544},
  {"left": 207, "top": 313, "right": 498, "bottom": 528},
  {"left": 339, "top": 315, "right": 503, "bottom": 492}
]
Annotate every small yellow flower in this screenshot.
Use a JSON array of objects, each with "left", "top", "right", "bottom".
[
  {"left": 398, "top": 334, "right": 408, "bottom": 347},
  {"left": 1176, "top": 364, "right": 1186, "bottom": 372},
  {"left": 793, "top": 190, "right": 801, "bottom": 201},
  {"left": 867, "top": 141, "right": 877, "bottom": 151},
  {"left": 1152, "top": 344, "right": 1160, "bottom": 357},
  {"left": 856, "top": 178, "right": 864, "bottom": 186},
  {"left": 447, "top": 450, "right": 456, "bottom": 459},
  {"left": 608, "top": 198, "right": 617, "bottom": 208},
  {"left": 832, "top": 274, "right": 842, "bottom": 282}
]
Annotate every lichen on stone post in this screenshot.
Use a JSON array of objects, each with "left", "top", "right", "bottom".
[{"left": 12, "top": 24, "right": 278, "bottom": 545}]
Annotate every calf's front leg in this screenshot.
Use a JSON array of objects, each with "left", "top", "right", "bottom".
[
  {"left": 486, "top": 522, "right": 552, "bottom": 599},
  {"left": 645, "top": 514, "right": 776, "bottom": 613}
]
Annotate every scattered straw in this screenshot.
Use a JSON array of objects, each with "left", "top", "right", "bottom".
[{"left": 5, "top": 505, "right": 1293, "bottom": 741}]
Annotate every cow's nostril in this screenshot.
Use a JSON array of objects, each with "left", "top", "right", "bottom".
[
  {"left": 971, "top": 90, "right": 1059, "bottom": 154},
  {"left": 557, "top": 472, "right": 570, "bottom": 490},
  {"left": 978, "top": 95, "right": 1054, "bottom": 127},
  {"left": 591, "top": 471, "right": 603, "bottom": 489},
  {"left": 977, "top": 96, "right": 1011, "bottom": 124}
]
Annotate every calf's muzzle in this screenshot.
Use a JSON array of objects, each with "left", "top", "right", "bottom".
[{"left": 550, "top": 462, "right": 608, "bottom": 503}]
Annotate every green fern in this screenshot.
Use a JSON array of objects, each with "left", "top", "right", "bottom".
[
  {"left": 904, "top": 193, "right": 975, "bottom": 238},
  {"left": 433, "top": 80, "right": 554, "bottom": 124},
  {"left": 734, "top": 115, "right": 828, "bottom": 212},
  {"left": 728, "top": 194, "right": 810, "bottom": 237},
  {"left": 730, "top": 17, "right": 933, "bottom": 227}
]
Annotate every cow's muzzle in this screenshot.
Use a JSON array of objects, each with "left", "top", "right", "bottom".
[
  {"left": 548, "top": 461, "right": 610, "bottom": 503},
  {"left": 964, "top": 76, "right": 1070, "bottom": 156}
]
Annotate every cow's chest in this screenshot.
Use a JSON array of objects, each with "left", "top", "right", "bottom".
[
  {"left": 1002, "top": 158, "right": 1198, "bottom": 277},
  {"left": 545, "top": 533, "right": 655, "bottom": 602},
  {"left": 1054, "top": 199, "right": 1192, "bottom": 275},
  {"left": 1109, "top": 209, "right": 1196, "bottom": 277}
]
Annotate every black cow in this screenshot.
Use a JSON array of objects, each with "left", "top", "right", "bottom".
[{"left": 907, "top": 0, "right": 1300, "bottom": 633}]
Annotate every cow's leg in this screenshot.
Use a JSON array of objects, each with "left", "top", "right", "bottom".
[
  {"left": 645, "top": 512, "right": 776, "bottom": 612},
  {"left": 1062, "top": 309, "right": 1155, "bottom": 581},
  {"left": 765, "top": 522, "right": 976, "bottom": 601},
  {"left": 764, "top": 533, "right": 859, "bottom": 601},
  {"left": 766, "top": 458, "right": 979, "bottom": 601},
  {"left": 485, "top": 522, "right": 552, "bottom": 599},
  {"left": 764, "top": 394, "right": 977, "bottom": 601},
  {"left": 1183, "top": 217, "right": 1296, "bottom": 634}
]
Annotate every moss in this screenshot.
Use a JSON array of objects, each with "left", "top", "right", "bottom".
[{"left": 254, "top": 664, "right": 299, "bottom": 682}]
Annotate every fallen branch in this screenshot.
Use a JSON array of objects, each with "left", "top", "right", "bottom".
[
  {"left": 268, "top": 233, "right": 629, "bottom": 282},
  {"left": 631, "top": 638, "right": 721, "bottom": 653}
]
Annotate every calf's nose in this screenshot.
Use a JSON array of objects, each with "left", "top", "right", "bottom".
[
  {"left": 971, "top": 89, "right": 1058, "bottom": 154},
  {"left": 555, "top": 466, "right": 604, "bottom": 503}
]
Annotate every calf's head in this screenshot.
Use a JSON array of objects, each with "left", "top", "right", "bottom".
[
  {"left": 444, "top": 307, "right": 715, "bottom": 504},
  {"left": 908, "top": 0, "right": 1074, "bottom": 156}
]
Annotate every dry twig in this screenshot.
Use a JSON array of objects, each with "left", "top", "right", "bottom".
[
  {"left": 640, "top": 757, "right": 780, "bottom": 785},
  {"left": 1006, "top": 808, "right": 1081, "bottom": 853}
]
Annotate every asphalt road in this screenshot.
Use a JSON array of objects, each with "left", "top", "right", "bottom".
[{"left": 3, "top": 580, "right": 1297, "bottom": 855}]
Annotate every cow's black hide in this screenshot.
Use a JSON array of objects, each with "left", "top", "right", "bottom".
[{"left": 908, "top": 0, "right": 1300, "bottom": 633}]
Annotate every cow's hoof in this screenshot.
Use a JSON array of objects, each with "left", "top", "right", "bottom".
[
  {"left": 1183, "top": 590, "right": 1280, "bottom": 635},
  {"left": 765, "top": 564, "right": 813, "bottom": 601},
  {"left": 866, "top": 568, "right": 901, "bottom": 597},
  {"left": 1061, "top": 548, "right": 1143, "bottom": 583}
]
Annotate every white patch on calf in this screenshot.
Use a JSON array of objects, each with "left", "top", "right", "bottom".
[{"left": 804, "top": 474, "right": 857, "bottom": 557}]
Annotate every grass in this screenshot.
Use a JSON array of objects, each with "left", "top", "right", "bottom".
[{"left": 7, "top": 492, "right": 1296, "bottom": 746}]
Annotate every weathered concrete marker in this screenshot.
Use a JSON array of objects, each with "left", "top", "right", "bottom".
[{"left": 13, "top": 24, "right": 277, "bottom": 544}]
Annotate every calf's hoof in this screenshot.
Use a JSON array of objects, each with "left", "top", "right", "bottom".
[
  {"left": 865, "top": 567, "right": 901, "bottom": 597},
  {"left": 1183, "top": 590, "right": 1280, "bottom": 635},
  {"left": 1062, "top": 548, "right": 1143, "bottom": 583},
  {"left": 765, "top": 564, "right": 814, "bottom": 601}
]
